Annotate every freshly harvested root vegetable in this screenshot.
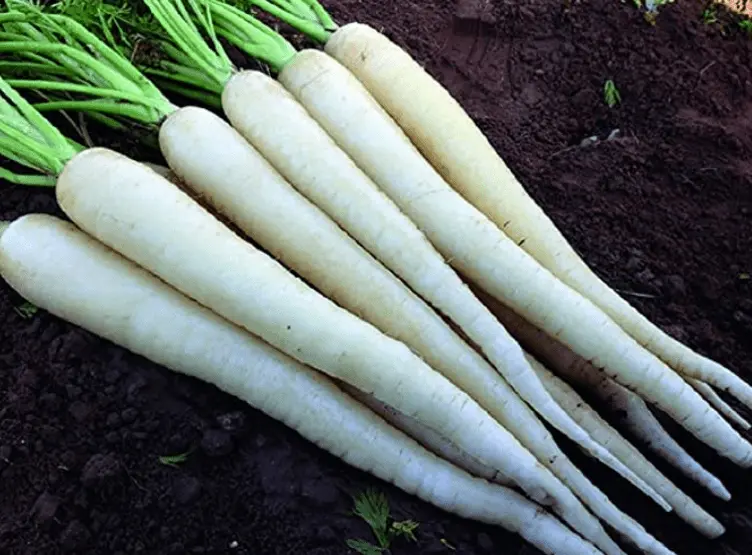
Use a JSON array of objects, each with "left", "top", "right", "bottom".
[
  {"left": 269, "top": 46, "right": 752, "bottom": 471},
  {"left": 526, "top": 354, "right": 725, "bottom": 538},
  {"left": 235, "top": 0, "right": 752, "bottom": 458},
  {"left": 135, "top": 0, "right": 674, "bottom": 510},
  {"left": 482, "top": 292, "right": 732, "bottom": 502},
  {"left": 57, "top": 146, "right": 633, "bottom": 555},
  {"left": 0, "top": 214, "right": 604, "bottom": 555},
  {"left": 0, "top": 14, "right": 632, "bottom": 553},
  {"left": 16, "top": 2, "right": 676, "bottom": 542},
  {"left": 689, "top": 379, "right": 751, "bottom": 430},
  {"left": 247, "top": 1, "right": 752, "bottom": 411},
  {"left": 0, "top": 58, "right": 609, "bottom": 544}
]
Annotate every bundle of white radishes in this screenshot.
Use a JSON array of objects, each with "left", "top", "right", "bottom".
[{"left": 0, "top": 1, "right": 748, "bottom": 553}]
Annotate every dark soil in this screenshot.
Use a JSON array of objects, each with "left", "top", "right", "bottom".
[{"left": 2, "top": 0, "right": 751, "bottom": 554}]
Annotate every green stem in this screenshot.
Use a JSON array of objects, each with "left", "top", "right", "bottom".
[
  {"left": 5, "top": 80, "right": 173, "bottom": 112},
  {"left": 31, "top": 99, "right": 167, "bottom": 125},
  {"left": 0, "top": 42, "right": 144, "bottom": 96},
  {"left": 0, "top": 134, "right": 60, "bottom": 172},
  {"left": 145, "top": 65, "right": 224, "bottom": 95},
  {"left": 303, "top": 0, "right": 337, "bottom": 30},
  {"left": 0, "top": 61, "right": 74, "bottom": 77},
  {"left": 0, "top": 77, "right": 78, "bottom": 162},
  {"left": 144, "top": 0, "right": 232, "bottom": 89},
  {"left": 151, "top": 79, "right": 223, "bottom": 109},
  {"left": 208, "top": 1, "right": 296, "bottom": 71},
  {"left": 240, "top": 0, "right": 334, "bottom": 43},
  {"left": 0, "top": 168, "right": 56, "bottom": 186}
]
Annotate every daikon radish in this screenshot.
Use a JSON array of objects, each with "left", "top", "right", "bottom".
[
  {"left": 689, "top": 379, "right": 751, "bottom": 430},
  {"left": 55, "top": 147, "right": 626, "bottom": 554},
  {"left": 271, "top": 47, "right": 752, "bottom": 470},
  {"left": 143, "top": 0, "right": 673, "bottom": 518},
  {"left": 0, "top": 214, "right": 603, "bottom": 555},
  {"left": 526, "top": 354, "right": 724, "bottom": 538},
  {"left": 0, "top": 67, "right": 614, "bottom": 546},
  {"left": 161, "top": 98, "right": 666, "bottom": 504},
  {"left": 481, "top": 291, "right": 731, "bottom": 502},
  {"left": 58, "top": 3, "right": 681, "bottom": 543},
  {"left": 0, "top": 28, "right": 622, "bottom": 550},
  {"left": 249, "top": 1, "right": 752, "bottom": 410}
]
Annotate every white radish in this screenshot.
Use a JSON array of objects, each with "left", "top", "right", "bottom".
[
  {"left": 338, "top": 379, "right": 500, "bottom": 482},
  {"left": 216, "top": 72, "right": 657, "bottom": 484},
  {"left": 0, "top": 213, "right": 604, "bottom": 555},
  {"left": 55, "top": 147, "right": 622, "bottom": 554},
  {"left": 321, "top": 22, "right": 752, "bottom": 410},
  {"left": 526, "top": 354, "right": 724, "bottom": 538},
  {"left": 689, "top": 379, "right": 751, "bottom": 430},
  {"left": 159, "top": 104, "right": 681, "bottom": 538},
  {"left": 208, "top": 74, "right": 662, "bottom": 497},
  {"left": 276, "top": 48, "right": 752, "bottom": 469},
  {"left": 483, "top": 293, "right": 732, "bottom": 501}
]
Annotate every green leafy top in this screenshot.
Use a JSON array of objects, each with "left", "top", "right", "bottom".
[
  {"left": 143, "top": 0, "right": 234, "bottom": 96},
  {"left": 346, "top": 489, "right": 419, "bottom": 554},
  {"left": 230, "top": 0, "right": 337, "bottom": 43},
  {"left": 0, "top": 0, "right": 176, "bottom": 125},
  {"left": 105, "top": 0, "right": 302, "bottom": 105},
  {"left": 203, "top": 0, "right": 297, "bottom": 71},
  {"left": 0, "top": 76, "right": 81, "bottom": 186}
]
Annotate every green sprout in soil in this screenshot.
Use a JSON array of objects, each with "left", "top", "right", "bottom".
[
  {"left": 158, "top": 451, "right": 191, "bottom": 467},
  {"left": 703, "top": 5, "right": 720, "bottom": 23},
  {"left": 346, "top": 488, "right": 419, "bottom": 554},
  {"left": 740, "top": 19, "right": 752, "bottom": 34},
  {"left": 440, "top": 538, "right": 457, "bottom": 550},
  {"left": 13, "top": 300, "right": 38, "bottom": 319},
  {"left": 603, "top": 79, "right": 621, "bottom": 108}
]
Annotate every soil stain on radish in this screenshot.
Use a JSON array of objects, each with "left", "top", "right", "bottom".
[{"left": 1, "top": 0, "right": 751, "bottom": 553}]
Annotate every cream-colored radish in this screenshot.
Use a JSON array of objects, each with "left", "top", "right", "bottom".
[
  {"left": 526, "top": 354, "right": 724, "bottom": 538},
  {"left": 158, "top": 105, "right": 672, "bottom": 549},
  {"left": 343, "top": 382, "right": 681, "bottom": 555},
  {"left": 218, "top": 73, "right": 665, "bottom": 499},
  {"left": 278, "top": 49, "right": 752, "bottom": 469},
  {"left": 220, "top": 76, "right": 639, "bottom": 480},
  {"left": 0, "top": 214, "right": 603, "bottom": 555},
  {"left": 483, "top": 293, "right": 732, "bottom": 501},
  {"left": 690, "top": 379, "right": 750, "bottom": 430},
  {"left": 338, "top": 379, "right": 500, "bottom": 482},
  {"left": 322, "top": 22, "right": 752, "bottom": 410},
  {"left": 55, "top": 147, "right": 623, "bottom": 553}
]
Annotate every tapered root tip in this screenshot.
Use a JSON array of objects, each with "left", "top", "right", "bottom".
[
  {"left": 0, "top": 221, "right": 9, "bottom": 240},
  {"left": 711, "top": 480, "right": 732, "bottom": 502}
]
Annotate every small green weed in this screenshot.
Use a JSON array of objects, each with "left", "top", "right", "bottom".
[
  {"left": 158, "top": 451, "right": 191, "bottom": 468},
  {"left": 702, "top": 5, "right": 719, "bottom": 23},
  {"left": 603, "top": 79, "right": 622, "bottom": 108},
  {"left": 13, "top": 301, "right": 38, "bottom": 319},
  {"left": 346, "top": 489, "right": 419, "bottom": 554}
]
